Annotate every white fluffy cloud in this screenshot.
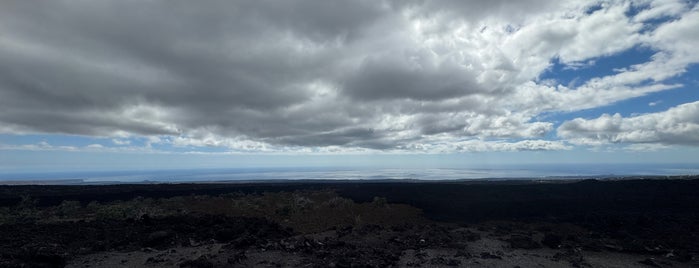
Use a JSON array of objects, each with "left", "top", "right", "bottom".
[
  {"left": 0, "top": 0, "right": 698, "bottom": 153},
  {"left": 404, "top": 139, "right": 572, "bottom": 153},
  {"left": 558, "top": 101, "right": 699, "bottom": 146}
]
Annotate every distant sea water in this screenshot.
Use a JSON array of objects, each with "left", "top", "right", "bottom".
[{"left": 1, "top": 163, "right": 699, "bottom": 185}]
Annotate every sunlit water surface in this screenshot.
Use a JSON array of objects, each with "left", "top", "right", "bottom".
[{"left": 1, "top": 163, "right": 698, "bottom": 184}]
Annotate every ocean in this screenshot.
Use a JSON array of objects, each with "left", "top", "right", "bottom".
[{"left": 1, "top": 163, "right": 699, "bottom": 184}]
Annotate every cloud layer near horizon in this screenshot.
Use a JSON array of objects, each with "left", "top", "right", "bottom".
[{"left": 1, "top": 0, "right": 698, "bottom": 153}]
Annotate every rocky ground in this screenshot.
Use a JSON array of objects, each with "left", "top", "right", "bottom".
[{"left": 1, "top": 178, "right": 698, "bottom": 267}]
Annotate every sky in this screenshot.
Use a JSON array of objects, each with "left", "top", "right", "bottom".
[{"left": 1, "top": 0, "right": 699, "bottom": 173}]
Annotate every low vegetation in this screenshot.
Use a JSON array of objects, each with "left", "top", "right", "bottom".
[{"left": 0, "top": 190, "right": 425, "bottom": 233}]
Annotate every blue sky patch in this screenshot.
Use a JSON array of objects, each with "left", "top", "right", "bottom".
[{"left": 539, "top": 46, "right": 657, "bottom": 88}]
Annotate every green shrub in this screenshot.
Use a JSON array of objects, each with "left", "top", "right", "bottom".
[
  {"left": 323, "top": 197, "right": 353, "bottom": 209},
  {"left": 0, "top": 207, "right": 13, "bottom": 225},
  {"left": 372, "top": 197, "right": 388, "bottom": 208},
  {"left": 18, "top": 195, "right": 38, "bottom": 209},
  {"left": 57, "top": 200, "right": 81, "bottom": 217}
]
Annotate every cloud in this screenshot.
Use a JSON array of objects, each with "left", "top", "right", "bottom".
[
  {"left": 0, "top": 140, "right": 159, "bottom": 153},
  {"left": 624, "top": 143, "right": 670, "bottom": 152},
  {"left": 86, "top": 144, "right": 104, "bottom": 149},
  {"left": 632, "top": 0, "right": 689, "bottom": 22},
  {"left": 415, "top": 139, "right": 572, "bottom": 153},
  {"left": 0, "top": 0, "right": 698, "bottom": 153},
  {"left": 558, "top": 101, "right": 699, "bottom": 146},
  {"left": 0, "top": 141, "right": 78, "bottom": 151},
  {"left": 112, "top": 139, "right": 131, "bottom": 145}
]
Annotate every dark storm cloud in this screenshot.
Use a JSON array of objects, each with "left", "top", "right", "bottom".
[
  {"left": 269, "top": 127, "right": 384, "bottom": 147},
  {"left": 342, "top": 55, "right": 485, "bottom": 101},
  {"left": 396, "top": 0, "right": 564, "bottom": 18},
  {"left": 0, "top": 1, "right": 369, "bottom": 134},
  {"left": 238, "top": 0, "right": 386, "bottom": 42},
  {"left": 0, "top": 0, "right": 434, "bottom": 147}
]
